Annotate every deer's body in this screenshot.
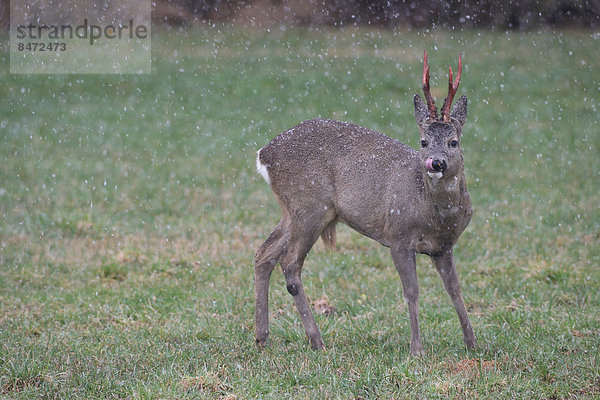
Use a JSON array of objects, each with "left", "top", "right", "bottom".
[
  {"left": 254, "top": 53, "right": 476, "bottom": 355},
  {"left": 258, "top": 118, "right": 471, "bottom": 253}
]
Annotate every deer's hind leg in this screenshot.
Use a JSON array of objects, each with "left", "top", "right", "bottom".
[
  {"left": 280, "top": 206, "right": 336, "bottom": 349},
  {"left": 254, "top": 218, "right": 290, "bottom": 348},
  {"left": 280, "top": 231, "right": 323, "bottom": 349}
]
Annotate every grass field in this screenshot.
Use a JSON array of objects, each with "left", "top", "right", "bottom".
[{"left": 1, "top": 26, "right": 599, "bottom": 398}]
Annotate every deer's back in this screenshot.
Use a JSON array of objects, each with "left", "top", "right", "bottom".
[{"left": 259, "top": 118, "right": 419, "bottom": 186}]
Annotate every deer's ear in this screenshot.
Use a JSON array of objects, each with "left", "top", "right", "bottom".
[
  {"left": 414, "top": 94, "right": 429, "bottom": 128},
  {"left": 450, "top": 95, "right": 467, "bottom": 129}
]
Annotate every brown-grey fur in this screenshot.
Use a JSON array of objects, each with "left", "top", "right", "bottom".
[{"left": 254, "top": 77, "right": 475, "bottom": 356}]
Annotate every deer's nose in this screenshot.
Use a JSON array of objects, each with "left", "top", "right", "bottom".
[{"left": 432, "top": 159, "right": 447, "bottom": 172}]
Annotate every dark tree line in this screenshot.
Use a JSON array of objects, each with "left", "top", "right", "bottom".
[
  {"left": 1, "top": 0, "right": 598, "bottom": 30},
  {"left": 155, "top": 0, "right": 599, "bottom": 28}
]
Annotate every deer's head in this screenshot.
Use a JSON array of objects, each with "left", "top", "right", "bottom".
[{"left": 414, "top": 51, "right": 467, "bottom": 180}]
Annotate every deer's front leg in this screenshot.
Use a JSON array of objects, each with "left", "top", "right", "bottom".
[
  {"left": 432, "top": 250, "right": 476, "bottom": 349},
  {"left": 391, "top": 246, "right": 423, "bottom": 356}
]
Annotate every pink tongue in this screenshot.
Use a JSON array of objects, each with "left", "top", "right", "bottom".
[{"left": 425, "top": 158, "right": 435, "bottom": 172}]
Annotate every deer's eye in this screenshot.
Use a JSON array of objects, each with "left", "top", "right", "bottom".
[
  {"left": 420, "top": 140, "right": 428, "bottom": 148},
  {"left": 449, "top": 139, "right": 459, "bottom": 148}
]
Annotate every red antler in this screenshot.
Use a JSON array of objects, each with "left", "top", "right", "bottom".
[
  {"left": 441, "top": 53, "right": 462, "bottom": 122},
  {"left": 422, "top": 50, "right": 438, "bottom": 121}
]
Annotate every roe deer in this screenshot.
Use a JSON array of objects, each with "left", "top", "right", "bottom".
[{"left": 254, "top": 51, "right": 475, "bottom": 355}]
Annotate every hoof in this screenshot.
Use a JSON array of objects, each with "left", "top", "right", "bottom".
[
  {"left": 310, "top": 338, "right": 325, "bottom": 350},
  {"left": 255, "top": 336, "right": 268, "bottom": 349},
  {"left": 465, "top": 337, "right": 477, "bottom": 350},
  {"left": 409, "top": 343, "right": 424, "bottom": 357},
  {"left": 409, "top": 349, "right": 425, "bottom": 357}
]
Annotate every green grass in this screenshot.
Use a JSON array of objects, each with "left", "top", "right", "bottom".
[{"left": 1, "top": 26, "right": 599, "bottom": 398}]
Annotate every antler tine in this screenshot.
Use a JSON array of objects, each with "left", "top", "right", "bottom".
[
  {"left": 441, "top": 53, "right": 462, "bottom": 122},
  {"left": 422, "top": 50, "right": 438, "bottom": 121}
]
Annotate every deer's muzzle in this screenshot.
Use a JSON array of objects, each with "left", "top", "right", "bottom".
[{"left": 425, "top": 158, "right": 447, "bottom": 173}]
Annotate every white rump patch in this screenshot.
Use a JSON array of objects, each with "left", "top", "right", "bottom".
[
  {"left": 256, "top": 149, "right": 271, "bottom": 185},
  {"left": 427, "top": 171, "right": 443, "bottom": 179}
]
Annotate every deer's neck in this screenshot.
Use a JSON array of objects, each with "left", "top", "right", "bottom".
[{"left": 423, "top": 171, "right": 469, "bottom": 221}]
